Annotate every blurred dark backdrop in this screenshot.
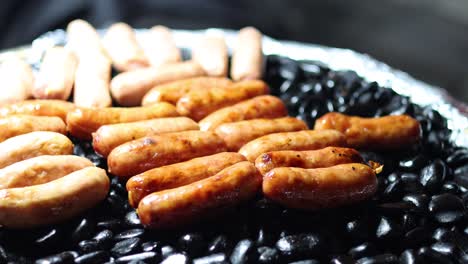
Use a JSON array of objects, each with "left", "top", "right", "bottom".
[{"left": 1, "top": 0, "right": 467, "bottom": 102}]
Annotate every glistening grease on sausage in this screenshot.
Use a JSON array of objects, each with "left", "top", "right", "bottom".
[
  {"left": 262, "top": 163, "right": 377, "bottom": 210},
  {"left": 0, "top": 100, "right": 75, "bottom": 121},
  {"left": 137, "top": 161, "right": 262, "bottom": 229},
  {"left": 0, "top": 115, "right": 66, "bottom": 142}
]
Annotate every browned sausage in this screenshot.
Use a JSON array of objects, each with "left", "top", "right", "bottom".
[
  {"left": 66, "top": 19, "right": 108, "bottom": 59},
  {"left": 142, "top": 77, "right": 233, "bottom": 106},
  {"left": 176, "top": 80, "right": 269, "bottom": 121},
  {"left": 192, "top": 35, "right": 228, "bottom": 77},
  {"left": 137, "top": 161, "right": 261, "bottom": 229},
  {"left": 199, "top": 95, "right": 288, "bottom": 131},
  {"left": 0, "top": 131, "right": 73, "bottom": 169},
  {"left": 262, "top": 163, "right": 377, "bottom": 210},
  {"left": 255, "top": 147, "right": 363, "bottom": 175},
  {"left": 0, "top": 100, "right": 75, "bottom": 121},
  {"left": 0, "top": 57, "right": 33, "bottom": 105},
  {"left": 230, "top": 27, "right": 263, "bottom": 81},
  {"left": 127, "top": 152, "right": 246, "bottom": 207},
  {"left": 0, "top": 115, "right": 66, "bottom": 142},
  {"left": 108, "top": 130, "right": 227, "bottom": 178},
  {"left": 66, "top": 102, "right": 179, "bottom": 139},
  {"left": 92, "top": 117, "right": 199, "bottom": 157},
  {"left": 215, "top": 117, "right": 308, "bottom": 151},
  {"left": 239, "top": 129, "right": 347, "bottom": 162},
  {"left": 314, "top": 112, "right": 421, "bottom": 150},
  {"left": 142, "top": 25, "right": 181, "bottom": 67}
]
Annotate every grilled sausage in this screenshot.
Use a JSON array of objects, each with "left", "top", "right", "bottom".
[
  {"left": 0, "top": 155, "right": 93, "bottom": 189},
  {"left": 111, "top": 61, "right": 206, "bottom": 106},
  {"left": 262, "top": 163, "right": 377, "bottom": 210},
  {"left": 176, "top": 80, "right": 269, "bottom": 121},
  {"left": 93, "top": 117, "right": 199, "bottom": 157},
  {"left": 192, "top": 35, "right": 228, "bottom": 77},
  {"left": 0, "top": 131, "right": 73, "bottom": 169},
  {"left": 137, "top": 161, "right": 261, "bottom": 229},
  {"left": 215, "top": 117, "right": 308, "bottom": 151},
  {"left": 66, "top": 19, "right": 108, "bottom": 59},
  {"left": 314, "top": 112, "right": 421, "bottom": 150},
  {"left": 230, "top": 27, "right": 263, "bottom": 81},
  {"left": 0, "top": 100, "right": 76, "bottom": 121},
  {"left": 0, "top": 115, "right": 66, "bottom": 142},
  {"left": 239, "top": 129, "right": 347, "bottom": 162},
  {"left": 108, "top": 130, "right": 227, "bottom": 178},
  {"left": 127, "top": 152, "right": 246, "bottom": 207},
  {"left": 142, "top": 25, "right": 181, "bottom": 67},
  {"left": 255, "top": 147, "right": 363, "bottom": 175},
  {"left": 0, "top": 57, "right": 33, "bottom": 105},
  {"left": 66, "top": 102, "right": 179, "bottom": 139},
  {"left": 0, "top": 167, "right": 109, "bottom": 229},
  {"left": 199, "top": 95, "right": 288, "bottom": 131}
]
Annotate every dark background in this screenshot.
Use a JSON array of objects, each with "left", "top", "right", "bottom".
[{"left": 1, "top": 0, "right": 467, "bottom": 103}]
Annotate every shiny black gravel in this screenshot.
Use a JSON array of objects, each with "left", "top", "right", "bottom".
[{"left": 1, "top": 55, "right": 467, "bottom": 263}]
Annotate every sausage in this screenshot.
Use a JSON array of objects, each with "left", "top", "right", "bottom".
[
  {"left": 230, "top": 27, "right": 263, "bottom": 81},
  {"left": 66, "top": 19, "right": 108, "bottom": 59},
  {"left": 199, "top": 95, "right": 287, "bottom": 131},
  {"left": 239, "top": 129, "right": 347, "bottom": 162},
  {"left": 192, "top": 35, "right": 228, "bottom": 77},
  {"left": 314, "top": 112, "right": 422, "bottom": 150},
  {"left": 176, "top": 80, "right": 269, "bottom": 121},
  {"left": 0, "top": 57, "right": 33, "bottom": 105},
  {"left": 0, "top": 115, "right": 66, "bottom": 142},
  {"left": 127, "top": 152, "right": 246, "bottom": 207},
  {"left": 93, "top": 117, "right": 199, "bottom": 157},
  {"left": 111, "top": 61, "right": 206, "bottom": 106},
  {"left": 137, "top": 161, "right": 261, "bottom": 229},
  {"left": 0, "top": 99, "right": 76, "bottom": 121},
  {"left": 142, "top": 77, "right": 232, "bottom": 106},
  {"left": 66, "top": 102, "right": 179, "bottom": 139},
  {"left": 102, "top": 22, "right": 149, "bottom": 72},
  {"left": 262, "top": 163, "right": 377, "bottom": 210},
  {"left": 255, "top": 147, "right": 363, "bottom": 175},
  {"left": 33, "top": 47, "right": 78, "bottom": 100},
  {"left": 0, "top": 167, "right": 109, "bottom": 229},
  {"left": 0, "top": 131, "right": 73, "bottom": 169},
  {"left": 142, "top": 25, "right": 181, "bottom": 67},
  {"left": 0, "top": 155, "right": 93, "bottom": 189},
  {"left": 108, "top": 130, "right": 227, "bottom": 178},
  {"left": 215, "top": 117, "right": 308, "bottom": 151}
]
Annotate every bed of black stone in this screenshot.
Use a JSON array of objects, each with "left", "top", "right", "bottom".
[{"left": 1, "top": 54, "right": 468, "bottom": 264}]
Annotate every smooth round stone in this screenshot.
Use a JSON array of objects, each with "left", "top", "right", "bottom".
[
  {"left": 110, "top": 237, "right": 141, "bottom": 257},
  {"left": 34, "top": 228, "right": 62, "bottom": 248},
  {"left": 376, "top": 216, "right": 401, "bottom": 240},
  {"left": 124, "top": 211, "right": 141, "bottom": 227},
  {"left": 355, "top": 253, "right": 398, "bottom": 264},
  {"left": 276, "top": 234, "right": 321, "bottom": 257},
  {"left": 193, "top": 253, "right": 228, "bottom": 264},
  {"left": 178, "top": 233, "right": 206, "bottom": 256},
  {"left": 430, "top": 241, "right": 458, "bottom": 257},
  {"left": 35, "top": 252, "right": 75, "bottom": 264},
  {"left": 72, "top": 218, "right": 96, "bottom": 243},
  {"left": 441, "top": 182, "right": 460, "bottom": 195},
  {"left": 419, "top": 159, "right": 447, "bottom": 193},
  {"left": 404, "top": 227, "right": 431, "bottom": 248},
  {"left": 161, "top": 245, "right": 176, "bottom": 259},
  {"left": 428, "top": 193, "right": 465, "bottom": 224},
  {"left": 115, "top": 252, "right": 158, "bottom": 263},
  {"left": 93, "top": 229, "right": 114, "bottom": 249},
  {"left": 454, "top": 164, "right": 468, "bottom": 188},
  {"left": 399, "top": 249, "right": 419, "bottom": 264},
  {"left": 330, "top": 255, "right": 355, "bottom": 264},
  {"left": 402, "top": 194, "right": 429, "bottom": 213},
  {"left": 75, "top": 251, "right": 110, "bottom": 264},
  {"left": 208, "top": 235, "right": 230, "bottom": 253},
  {"left": 113, "top": 229, "right": 145, "bottom": 241},
  {"left": 161, "top": 253, "right": 190, "bottom": 264},
  {"left": 230, "top": 239, "right": 255, "bottom": 264},
  {"left": 141, "top": 241, "right": 161, "bottom": 253},
  {"left": 418, "top": 246, "right": 455, "bottom": 264},
  {"left": 78, "top": 240, "right": 100, "bottom": 253},
  {"left": 257, "top": 246, "right": 279, "bottom": 263},
  {"left": 348, "top": 242, "right": 377, "bottom": 259},
  {"left": 447, "top": 149, "right": 468, "bottom": 168},
  {"left": 399, "top": 155, "right": 428, "bottom": 172}
]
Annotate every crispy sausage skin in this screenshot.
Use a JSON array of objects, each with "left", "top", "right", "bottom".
[
  {"left": 314, "top": 112, "right": 421, "bottom": 150},
  {"left": 262, "top": 163, "right": 377, "bottom": 210},
  {"left": 0, "top": 115, "right": 66, "bottom": 142},
  {"left": 230, "top": 27, "right": 263, "bottom": 81},
  {"left": 255, "top": 147, "right": 364, "bottom": 175},
  {"left": 66, "top": 102, "right": 179, "bottom": 139},
  {"left": 215, "top": 117, "right": 308, "bottom": 151},
  {"left": 176, "top": 80, "right": 269, "bottom": 121},
  {"left": 142, "top": 25, "right": 181, "bottom": 67},
  {"left": 108, "top": 130, "right": 227, "bottom": 178},
  {"left": 0, "top": 155, "right": 93, "bottom": 189},
  {"left": 0, "top": 100, "right": 76, "bottom": 121},
  {"left": 137, "top": 161, "right": 262, "bottom": 229},
  {"left": 111, "top": 61, "right": 206, "bottom": 106},
  {"left": 127, "top": 152, "right": 246, "bottom": 207},
  {"left": 0, "top": 57, "right": 33, "bottom": 105},
  {"left": 92, "top": 117, "right": 199, "bottom": 157},
  {"left": 239, "top": 129, "right": 347, "bottom": 162},
  {"left": 0, "top": 131, "right": 73, "bottom": 169},
  {"left": 200, "top": 95, "right": 288, "bottom": 131},
  {"left": 192, "top": 35, "right": 228, "bottom": 77},
  {"left": 0, "top": 167, "right": 109, "bottom": 229},
  {"left": 142, "top": 77, "right": 233, "bottom": 106}
]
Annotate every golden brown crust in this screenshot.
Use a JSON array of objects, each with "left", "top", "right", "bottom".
[
  {"left": 0, "top": 100, "right": 76, "bottom": 121},
  {"left": 0, "top": 115, "right": 66, "bottom": 142}
]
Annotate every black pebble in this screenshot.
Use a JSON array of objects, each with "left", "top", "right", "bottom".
[
  {"left": 115, "top": 252, "right": 158, "bottom": 263},
  {"left": 355, "top": 253, "right": 398, "bottom": 264},
  {"left": 402, "top": 194, "right": 429, "bottom": 213},
  {"left": 375, "top": 216, "right": 401, "bottom": 240},
  {"left": 74, "top": 251, "right": 110, "bottom": 264},
  {"left": 193, "top": 253, "right": 229, "bottom": 264},
  {"left": 161, "top": 245, "right": 176, "bottom": 259},
  {"left": 257, "top": 246, "right": 279, "bottom": 263},
  {"left": 178, "top": 233, "right": 206, "bottom": 256},
  {"left": 348, "top": 242, "right": 377, "bottom": 259},
  {"left": 276, "top": 234, "right": 321, "bottom": 258},
  {"left": 446, "top": 149, "right": 468, "bottom": 168},
  {"left": 345, "top": 219, "right": 372, "bottom": 241},
  {"left": 78, "top": 240, "right": 100, "bottom": 253},
  {"left": 288, "top": 260, "right": 320, "bottom": 264},
  {"left": 141, "top": 241, "right": 161, "bottom": 253},
  {"left": 114, "top": 229, "right": 145, "bottom": 241},
  {"left": 72, "top": 218, "right": 96, "bottom": 243},
  {"left": 330, "top": 255, "right": 355, "bottom": 264},
  {"left": 93, "top": 229, "right": 113, "bottom": 249},
  {"left": 161, "top": 253, "right": 190, "bottom": 264},
  {"left": 208, "top": 235, "right": 230, "bottom": 253},
  {"left": 399, "top": 249, "right": 419, "bottom": 264},
  {"left": 419, "top": 159, "right": 448, "bottom": 193},
  {"left": 35, "top": 252, "right": 75, "bottom": 264},
  {"left": 428, "top": 193, "right": 465, "bottom": 224},
  {"left": 418, "top": 246, "right": 454, "bottom": 264},
  {"left": 230, "top": 239, "right": 255, "bottom": 264},
  {"left": 35, "top": 228, "right": 62, "bottom": 248},
  {"left": 0, "top": 245, "right": 7, "bottom": 263},
  {"left": 124, "top": 211, "right": 141, "bottom": 227},
  {"left": 110, "top": 237, "right": 141, "bottom": 257},
  {"left": 454, "top": 164, "right": 468, "bottom": 189},
  {"left": 97, "top": 219, "right": 122, "bottom": 231}
]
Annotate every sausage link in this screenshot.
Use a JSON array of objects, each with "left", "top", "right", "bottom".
[
  {"left": 177, "top": 80, "right": 269, "bottom": 121},
  {"left": 142, "top": 77, "right": 232, "bottom": 106},
  {"left": 239, "top": 129, "right": 347, "bottom": 162},
  {"left": 230, "top": 27, "right": 263, "bottom": 81},
  {"left": 127, "top": 152, "right": 246, "bottom": 207},
  {"left": 0, "top": 99, "right": 76, "bottom": 121},
  {"left": 66, "top": 19, "right": 108, "bottom": 59},
  {"left": 93, "top": 117, "right": 199, "bottom": 157},
  {"left": 199, "top": 95, "right": 287, "bottom": 131},
  {"left": 314, "top": 112, "right": 421, "bottom": 150},
  {"left": 192, "top": 35, "right": 228, "bottom": 77},
  {"left": 262, "top": 163, "right": 377, "bottom": 210},
  {"left": 0, "top": 115, "right": 66, "bottom": 142},
  {"left": 0, "top": 131, "right": 73, "bottom": 169},
  {"left": 0, "top": 167, "right": 109, "bottom": 229},
  {"left": 255, "top": 147, "right": 363, "bottom": 175},
  {"left": 137, "top": 161, "right": 261, "bottom": 229},
  {"left": 108, "top": 130, "right": 227, "bottom": 178},
  {"left": 215, "top": 117, "right": 308, "bottom": 151},
  {"left": 142, "top": 25, "right": 181, "bottom": 67},
  {"left": 0, "top": 155, "right": 93, "bottom": 189},
  {"left": 66, "top": 102, "right": 179, "bottom": 139},
  {"left": 0, "top": 57, "right": 33, "bottom": 105},
  {"left": 111, "top": 61, "right": 206, "bottom": 106}
]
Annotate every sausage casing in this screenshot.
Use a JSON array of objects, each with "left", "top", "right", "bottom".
[
  {"left": 192, "top": 35, "right": 228, "bottom": 77},
  {"left": 230, "top": 27, "right": 263, "bottom": 81},
  {"left": 0, "top": 115, "right": 66, "bottom": 142},
  {"left": 66, "top": 19, "right": 108, "bottom": 59},
  {"left": 142, "top": 25, "right": 181, "bottom": 67},
  {"left": 127, "top": 152, "right": 246, "bottom": 207},
  {"left": 0, "top": 57, "right": 33, "bottom": 105},
  {"left": 0, "top": 100, "right": 76, "bottom": 121}
]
